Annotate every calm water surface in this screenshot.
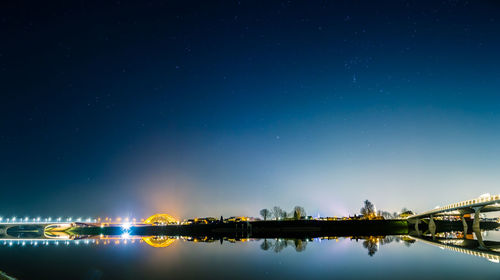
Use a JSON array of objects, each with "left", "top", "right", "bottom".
[{"left": 1, "top": 231, "right": 499, "bottom": 279}]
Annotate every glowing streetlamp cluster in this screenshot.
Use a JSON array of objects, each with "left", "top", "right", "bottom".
[{"left": 0, "top": 216, "right": 100, "bottom": 224}]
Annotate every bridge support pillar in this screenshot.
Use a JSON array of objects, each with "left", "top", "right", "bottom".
[
  {"left": 460, "top": 215, "right": 468, "bottom": 234},
  {"left": 473, "top": 228, "right": 487, "bottom": 249},
  {"left": 414, "top": 219, "right": 421, "bottom": 236},
  {"left": 428, "top": 215, "right": 436, "bottom": 239},
  {"left": 472, "top": 207, "right": 484, "bottom": 232}
]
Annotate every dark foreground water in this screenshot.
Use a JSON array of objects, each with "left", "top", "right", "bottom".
[{"left": 0, "top": 230, "right": 499, "bottom": 280}]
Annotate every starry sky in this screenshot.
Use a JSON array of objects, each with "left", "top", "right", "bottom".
[{"left": 1, "top": 1, "right": 500, "bottom": 220}]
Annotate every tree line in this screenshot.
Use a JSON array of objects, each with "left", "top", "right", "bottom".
[
  {"left": 259, "top": 201, "right": 412, "bottom": 221},
  {"left": 260, "top": 206, "right": 306, "bottom": 220}
]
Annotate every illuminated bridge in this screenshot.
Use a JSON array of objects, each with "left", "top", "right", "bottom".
[{"left": 407, "top": 194, "right": 500, "bottom": 234}]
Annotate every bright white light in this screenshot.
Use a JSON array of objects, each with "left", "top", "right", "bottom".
[
  {"left": 121, "top": 232, "right": 130, "bottom": 239},
  {"left": 121, "top": 223, "right": 132, "bottom": 230},
  {"left": 12, "top": 217, "right": 16, "bottom": 222}
]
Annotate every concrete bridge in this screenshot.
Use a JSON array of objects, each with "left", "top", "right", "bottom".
[{"left": 407, "top": 194, "right": 500, "bottom": 235}]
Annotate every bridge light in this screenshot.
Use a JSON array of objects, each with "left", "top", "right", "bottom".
[
  {"left": 0, "top": 217, "right": 3, "bottom": 222},
  {"left": 36, "top": 217, "right": 40, "bottom": 222},
  {"left": 121, "top": 222, "right": 132, "bottom": 231},
  {"left": 12, "top": 217, "right": 16, "bottom": 222}
]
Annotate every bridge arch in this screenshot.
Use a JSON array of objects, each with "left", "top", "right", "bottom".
[{"left": 144, "top": 214, "right": 179, "bottom": 225}]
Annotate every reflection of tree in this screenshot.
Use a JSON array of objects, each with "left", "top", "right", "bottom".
[
  {"left": 294, "top": 239, "right": 307, "bottom": 252},
  {"left": 260, "top": 238, "right": 308, "bottom": 253},
  {"left": 358, "top": 235, "right": 409, "bottom": 256},
  {"left": 260, "top": 239, "right": 272, "bottom": 251},
  {"left": 273, "top": 239, "right": 289, "bottom": 253},
  {"left": 362, "top": 238, "right": 378, "bottom": 257}
]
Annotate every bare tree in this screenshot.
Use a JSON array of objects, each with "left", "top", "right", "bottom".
[
  {"left": 280, "top": 210, "right": 288, "bottom": 220},
  {"left": 293, "top": 206, "right": 306, "bottom": 220},
  {"left": 260, "top": 209, "right": 271, "bottom": 221},
  {"left": 360, "top": 200, "right": 375, "bottom": 218},
  {"left": 272, "top": 206, "right": 284, "bottom": 220}
]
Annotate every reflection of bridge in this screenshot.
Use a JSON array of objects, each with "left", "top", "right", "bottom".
[
  {"left": 411, "top": 235, "right": 500, "bottom": 263},
  {"left": 0, "top": 223, "right": 76, "bottom": 239},
  {"left": 407, "top": 194, "right": 500, "bottom": 234}
]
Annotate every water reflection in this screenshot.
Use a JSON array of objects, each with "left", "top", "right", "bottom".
[
  {"left": 260, "top": 238, "right": 308, "bottom": 253},
  {"left": 410, "top": 230, "right": 500, "bottom": 263},
  {"left": 1, "top": 228, "right": 499, "bottom": 264}
]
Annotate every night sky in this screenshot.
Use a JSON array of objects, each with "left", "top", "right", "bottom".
[{"left": 2, "top": 1, "right": 500, "bottom": 220}]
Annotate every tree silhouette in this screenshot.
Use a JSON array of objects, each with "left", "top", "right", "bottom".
[
  {"left": 260, "top": 209, "right": 271, "bottom": 221},
  {"left": 272, "top": 206, "right": 284, "bottom": 220},
  {"left": 360, "top": 200, "right": 375, "bottom": 218},
  {"left": 293, "top": 206, "right": 306, "bottom": 220}
]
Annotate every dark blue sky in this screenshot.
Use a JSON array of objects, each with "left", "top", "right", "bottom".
[{"left": 1, "top": 1, "right": 500, "bottom": 219}]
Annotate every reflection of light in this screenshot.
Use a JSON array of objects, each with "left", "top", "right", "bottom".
[{"left": 121, "top": 232, "right": 130, "bottom": 239}]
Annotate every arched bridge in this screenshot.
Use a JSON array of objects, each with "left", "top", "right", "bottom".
[{"left": 144, "top": 214, "right": 179, "bottom": 225}]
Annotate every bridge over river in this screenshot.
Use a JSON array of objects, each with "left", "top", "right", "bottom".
[{"left": 407, "top": 193, "right": 500, "bottom": 237}]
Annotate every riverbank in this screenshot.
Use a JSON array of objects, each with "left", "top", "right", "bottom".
[{"left": 68, "top": 219, "right": 409, "bottom": 238}]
